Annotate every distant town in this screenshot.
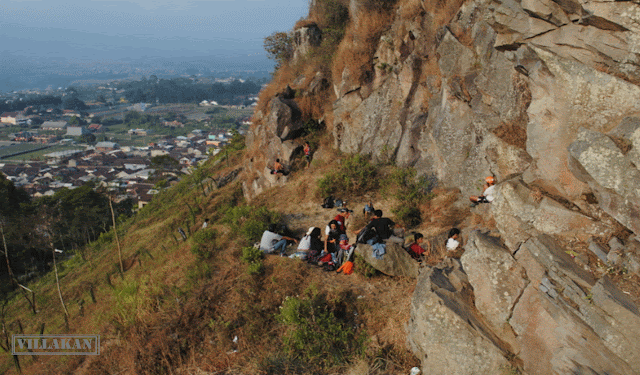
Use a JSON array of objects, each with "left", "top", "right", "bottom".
[{"left": 0, "top": 75, "right": 261, "bottom": 208}]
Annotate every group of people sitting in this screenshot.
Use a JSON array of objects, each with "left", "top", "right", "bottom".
[
  {"left": 258, "top": 206, "right": 463, "bottom": 273},
  {"left": 257, "top": 207, "right": 357, "bottom": 272},
  {"left": 257, "top": 175, "right": 497, "bottom": 273}
]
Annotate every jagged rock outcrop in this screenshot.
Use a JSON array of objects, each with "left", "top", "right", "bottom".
[
  {"left": 460, "top": 231, "right": 528, "bottom": 347},
  {"left": 355, "top": 242, "right": 419, "bottom": 278},
  {"left": 512, "top": 235, "right": 640, "bottom": 374},
  {"left": 243, "top": 94, "right": 302, "bottom": 199},
  {"left": 292, "top": 24, "right": 322, "bottom": 62},
  {"left": 492, "top": 177, "right": 615, "bottom": 251},
  {"left": 247, "top": 0, "right": 640, "bottom": 372},
  {"left": 568, "top": 126, "right": 640, "bottom": 235},
  {"left": 409, "top": 231, "right": 640, "bottom": 374},
  {"left": 407, "top": 257, "right": 514, "bottom": 374}
]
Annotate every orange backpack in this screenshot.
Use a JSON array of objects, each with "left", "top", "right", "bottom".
[{"left": 337, "top": 261, "right": 354, "bottom": 275}]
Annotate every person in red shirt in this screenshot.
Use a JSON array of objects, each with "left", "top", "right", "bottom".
[
  {"left": 303, "top": 142, "right": 311, "bottom": 169},
  {"left": 333, "top": 208, "right": 352, "bottom": 233},
  {"left": 407, "top": 232, "right": 427, "bottom": 261}
]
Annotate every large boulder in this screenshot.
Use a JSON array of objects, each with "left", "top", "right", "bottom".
[
  {"left": 522, "top": 46, "right": 640, "bottom": 199},
  {"left": 460, "top": 231, "right": 528, "bottom": 348},
  {"left": 407, "top": 258, "right": 513, "bottom": 375},
  {"left": 510, "top": 235, "right": 640, "bottom": 374},
  {"left": 568, "top": 127, "right": 640, "bottom": 235},
  {"left": 491, "top": 177, "right": 614, "bottom": 252},
  {"left": 292, "top": 24, "right": 322, "bottom": 62},
  {"left": 355, "top": 242, "right": 419, "bottom": 278},
  {"left": 268, "top": 96, "right": 303, "bottom": 141}
]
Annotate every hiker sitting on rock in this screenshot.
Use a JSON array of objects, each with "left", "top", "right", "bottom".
[
  {"left": 363, "top": 200, "right": 375, "bottom": 219},
  {"left": 270, "top": 158, "right": 289, "bottom": 176},
  {"left": 359, "top": 209, "right": 404, "bottom": 245},
  {"left": 334, "top": 234, "right": 351, "bottom": 266},
  {"left": 470, "top": 176, "right": 496, "bottom": 205},
  {"left": 407, "top": 232, "right": 428, "bottom": 261}
]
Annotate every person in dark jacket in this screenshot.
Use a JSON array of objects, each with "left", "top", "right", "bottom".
[
  {"left": 359, "top": 209, "right": 404, "bottom": 245},
  {"left": 325, "top": 220, "right": 343, "bottom": 253},
  {"left": 306, "top": 227, "right": 324, "bottom": 263}
]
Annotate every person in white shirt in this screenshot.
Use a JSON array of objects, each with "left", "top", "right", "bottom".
[
  {"left": 446, "top": 228, "right": 461, "bottom": 254},
  {"left": 202, "top": 218, "right": 209, "bottom": 229},
  {"left": 259, "top": 226, "right": 297, "bottom": 256},
  {"left": 470, "top": 176, "right": 497, "bottom": 204}
]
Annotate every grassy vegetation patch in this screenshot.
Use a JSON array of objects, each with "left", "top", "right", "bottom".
[
  {"left": 112, "top": 277, "right": 160, "bottom": 329},
  {"left": 383, "top": 168, "right": 437, "bottom": 228},
  {"left": 241, "top": 246, "right": 265, "bottom": 275},
  {"left": 275, "top": 288, "right": 365, "bottom": 370},
  {"left": 354, "top": 254, "right": 378, "bottom": 278},
  {"left": 223, "top": 205, "right": 282, "bottom": 244},
  {"left": 190, "top": 228, "right": 217, "bottom": 259},
  {"left": 317, "top": 154, "right": 379, "bottom": 197}
]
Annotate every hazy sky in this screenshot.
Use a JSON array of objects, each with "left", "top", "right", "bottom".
[{"left": 1, "top": 0, "right": 310, "bottom": 60}]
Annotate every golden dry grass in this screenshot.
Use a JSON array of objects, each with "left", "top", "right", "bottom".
[
  {"left": 294, "top": 19, "right": 317, "bottom": 30},
  {"left": 398, "top": 0, "right": 424, "bottom": 20},
  {"left": 332, "top": 9, "right": 396, "bottom": 89},
  {"left": 256, "top": 66, "right": 297, "bottom": 114}
]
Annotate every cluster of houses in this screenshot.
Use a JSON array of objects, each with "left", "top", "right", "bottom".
[
  {"left": 1, "top": 108, "right": 91, "bottom": 128},
  {"left": 1, "top": 111, "right": 30, "bottom": 126},
  {"left": 0, "top": 130, "right": 235, "bottom": 209},
  {"left": 1, "top": 152, "right": 161, "bottom": 208},
  {"left": 1, "top": 99, "right": 246, "bottom": 209}
]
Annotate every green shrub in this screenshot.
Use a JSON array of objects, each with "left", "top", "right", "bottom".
[
  {"left": 241, "top": 246, "right": 264, "bottom": 264},
  {"left": 317, "top": 154, "right": 378, "bottom": 197},
  {"left": 192, "top": 229, "right": 216, "bottom": 245},
  {"left": 246, "top": 262, "right": 265, "bottom": 275},
  {"left": 393, "top": 206, "right": 422, "bottom": 228},
  {"left": 224, "top": 206, "right": 281, "bottom": 243},
  {"left": 384, "top": 168, "right": 437, "bottom": 228},
  {"left": 190, "top": 229, "right": 217, "bottom": 258},
  {"left": 354, "top": 254, "right": 377, "bottom": 278},
  {"left": 186, "top": 261, "right": 212, "bottom": 283},
  {"left": 95, "top": 230, "right": 114, "bottom": 246},
  {"left": 277, "top": 291, "right": 365, "bottom": 368},
  {"left": 264, "top": 31, "right": 294, "bottom": 67},
  {"left": 241, "top": 246, "right": 265, "bottom": 275}
]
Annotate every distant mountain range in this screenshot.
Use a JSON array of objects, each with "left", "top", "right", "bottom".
[{"left": 0, "top": 54, "right": 275, "bottom": 93}]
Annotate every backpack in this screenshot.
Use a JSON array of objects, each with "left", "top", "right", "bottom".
[
  {"left": 323, "top": 263, "right": 336, "bottom": 272},
  {"left": 356, "top": 226, "right": 377, "bottom": 244},
  {"left": 318, "top": 253, "right": 332, "bottom": 263},
  {"left": 334, "top": 198, "right": 343, "bottom": 207},
  {"left": 336, "top": 261, "right": 354, "bottom": 275},
  {"left": 306, "top": 249, "right": 321, "bottom": 264},
  {"left": 322, "top": 196, "right": 334, "bottom": 209},
  {"left": 297, "top": 234, "right": 311, "bottom": 250}
]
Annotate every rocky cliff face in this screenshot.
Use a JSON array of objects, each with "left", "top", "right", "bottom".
[{"left": 247, "top": 0, "right": 640, "bottom": 372}]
